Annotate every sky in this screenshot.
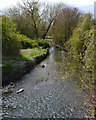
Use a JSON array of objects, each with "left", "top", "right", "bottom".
[{"left": 0, "top": 0, "right": 95, "bottom": 13}]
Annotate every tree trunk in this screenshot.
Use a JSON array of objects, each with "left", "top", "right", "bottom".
[
  {"left": 33, "top": 19, "right": 38, "bottom": 38},
  {"left": 31, "top": 13, "right": 39, "bottom": 38},
  {"left": 42, "top": 20, "right": 53, "bottom": 39}
]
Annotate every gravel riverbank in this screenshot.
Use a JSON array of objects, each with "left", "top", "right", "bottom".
[{"left": 2, "top": 47, "right": 94, "bottom": 118}]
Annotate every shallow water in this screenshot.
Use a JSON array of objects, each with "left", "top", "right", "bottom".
[{"left": 2, "top": 47, "right": 94, "bottom": 118}]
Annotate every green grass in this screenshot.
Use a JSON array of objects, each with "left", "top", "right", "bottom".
[
  {"left": 3, "top": 62, "right": 13, "bottom": 74},
  {"left": 3, "top": 48, "right": 48, "bottom": 74},
  {"left": 20, "top": 48, "right": 47, "bottom": 60}
]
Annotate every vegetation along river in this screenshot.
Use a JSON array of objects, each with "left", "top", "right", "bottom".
[{"left": 2, "top": 47, "right": 94, "bottom": 118}]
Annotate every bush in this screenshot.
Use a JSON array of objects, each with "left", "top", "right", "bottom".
[
  {"left": 17, "top": 34, "right": 50, "bottom": 49},
  {"left": 37, "top": 38, "right": 50, "bottom": 48},
  {"left": 83, "top": 27, "right": 94, "bottom": 72},
  {"left": 2, "top": 15, "right": 50, "bottom": 57},
  {"left": 65, "top": 13, "right": 94, "bottom": 72},
  {"left": 65, "top": 14, "right": 93, "bottom": 60},
  {"left": 2, "top": 15, "right": 21, "bottom": 56},
  {"left": 3, "top": 62, "right": 13, "bottom": 74},
  {"left": 17, "top": 34, "right": 38, "bottom": 49},
  {"left": 65, "top": 14, "right": 95, "bottom": 99}
]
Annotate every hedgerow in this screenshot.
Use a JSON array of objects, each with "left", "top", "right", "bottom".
[
  {"left": 17, "top": 34, "right": 50, "bottom": 49},
  {"left": 65, "top": 14, "right": 94, "bottom": 72}
]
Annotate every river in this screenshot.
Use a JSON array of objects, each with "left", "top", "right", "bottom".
[{"left": 2, "top": 47, "right": 94, "bottom": 118}]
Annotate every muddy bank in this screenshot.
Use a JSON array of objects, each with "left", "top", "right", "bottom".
[{"left": 2, "top": 49, "right": 49, "bottom": 86}]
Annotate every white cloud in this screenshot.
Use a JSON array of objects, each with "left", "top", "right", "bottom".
[
  {"left": 0, "top": 0, "right": 95, "bottom": 12},
  {"left": 42, "top": 0, "right": 95, "bottom": 6},
  {"left": 0, "top": 0, "right": 21, "bottom": 10}
]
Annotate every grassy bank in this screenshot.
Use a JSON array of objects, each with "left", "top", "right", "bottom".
[
  {"left": 2, "top": 15, "right": 50, "bottom": 85},
  {"left": 3, "top": 48, "right": 47, "bottom": 75},
  {"left": 2, "top": 48, "right": 49, "bottom": 85},
  {"left": 18, "top": 48, "right": 47, "bottom": 61}
]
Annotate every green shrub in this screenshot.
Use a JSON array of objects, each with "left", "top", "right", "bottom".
[
  {"left": 65, "top": 13, "right": 95, "bottom": 73},
  {"left": 2, "top": 15, "right": 21, "bottom": 56},
  {"left": 17, "top": 34, "right": 38, "bottom": 49},
  {"left": 65, "top": 14, "right": 95, "bottom": 98},
  {"left": 83, "top": 27, "right": 94, "bottom": 72},
  {"left": 3, "top": 62, "right": 13, "bottom": 74},
  {"left": 65, "top": 14, "right": 93, "bottom": 60},
  {"left": 37, "top": 38, "right": 50, "bottom": 48},
  {"left": 17, "top": 34, "right": 50, "bottom": 49}
]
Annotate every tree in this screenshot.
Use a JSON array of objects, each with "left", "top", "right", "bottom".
[
  {"left": 2, "top": 15, "right": 21, "bottom": 56},
  {"left": 5, "top": 4, "right": 36, "bottom": 39},
  {"left": 21, "top": 0, "right": 40, "bottom": 38},
  {"left": 53, "top": 6, "right": 81, "bottom": 47},
  {"left": 5, "top": 0, "right": 65, "bottom": 39},
  {"left": 41, "top": 3, "right": 65, "bottom": 39}
]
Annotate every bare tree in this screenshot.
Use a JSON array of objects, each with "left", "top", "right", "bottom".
[
  {"left": 4, "top": 0, "right": 65, "bottom": 39},
  {"left": 21, "top": 0, "right": 40, "bottom": 38},
  {"left": 21, "top": 0, "right": 65, "bottom": 39},
  {"left": 53, "top": 6, "right": 81, "bottom": 47},
  {"left": 41, "top": 3, "right": 65, "bottom": 39}
]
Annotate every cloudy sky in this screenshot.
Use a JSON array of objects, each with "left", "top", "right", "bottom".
[{"left": 0, "top": 0, "right": 95, "bottom": 13}]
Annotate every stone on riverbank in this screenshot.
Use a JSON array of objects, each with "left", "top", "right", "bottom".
[
  {"left": 16, "top": 88, "right": 24, "bottom": 94},
  {"left": 41, "top": 64, "right": 46, "bottom": 68}
]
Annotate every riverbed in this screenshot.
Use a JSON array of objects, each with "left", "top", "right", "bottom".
[{"left": 2, "top": 47, "right": 94, "bottom": 118}]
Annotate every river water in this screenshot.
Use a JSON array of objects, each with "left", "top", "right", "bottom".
[{"left": 2, "top": 47, "right": 94, "bottom": 118}]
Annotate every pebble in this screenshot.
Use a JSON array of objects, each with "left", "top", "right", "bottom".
[{"left": 16, "top": 88, "right": 24, "bottom": 94}]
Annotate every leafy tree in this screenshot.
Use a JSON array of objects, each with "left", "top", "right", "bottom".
[
  {"left": 6, "top": 4, "right": 36, "bottom": 39},
  {"left": 2, "top": 15, "right": 21, "bottom": 56}
]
